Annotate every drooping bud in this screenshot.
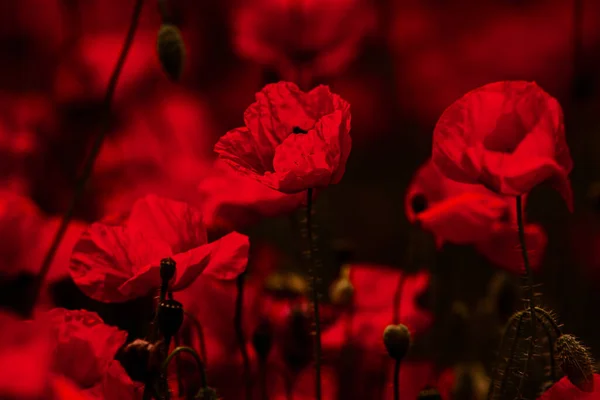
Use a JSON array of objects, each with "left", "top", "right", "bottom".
[
  {"left": 383, "top": 324, "right": 411, "bottom": 361},
  {"left": 417, "top": 386, "right": 442, "bottom": 399},
  {"left": 118, "top": 339, "right": 164, "bottom": 382},
  {"left": 156, "top": 24, "right": 186, "bottom": 81},
  {"left": 329, "top": 277, "right": 354, "bottom": 306},
  {"left": 251, "top": 318, "right": 273, "bottom": 362},
  {"left": 555, "top": 334, "right": 595, "bottom": 392}
]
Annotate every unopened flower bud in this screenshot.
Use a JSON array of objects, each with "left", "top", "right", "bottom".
[
  {"left": 160, "top": 257, "right": 176, "bottom": 283},
  {"left": 418, "top": 386, "right": 442, "bottom": 399},
  {"left": 556, "top": 334, "right": 595, "bottom": 392},
  {"left": 383, "top": 324, "right": 411, "bottom": 361},
  {"left": 329, "top": 277, "right": 354, "bottom": 306},
  {"left": 156, "top": 24, "right": 185, "bottom": 81}
]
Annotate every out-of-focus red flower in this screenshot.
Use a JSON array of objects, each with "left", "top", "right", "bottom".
[
  {"left": 69, "top": 195, "right": 249, "bottom": 303},
  {"left": 215, "top": 82, "right": 352, "bottom": 194},
  {"left": 0, "top": 191, "right": 85, "bottom": 282},
  {"left": 537, "top": 374, "right": 600, "bottom": 400},
  {"left": 405, "top": 160, "right": 547, "bottom": 273},
  {"left": 431, "top": 81, "right": 573, "bottom": 211},
  {"left": 231, "top": 0, "right": 376, "bottom": 81},
  {"left": 0, "top": 310, "right": 53, "bottom": 399},
  {"left": 197, "top": 161, "right": 305, "bottom": 235}
]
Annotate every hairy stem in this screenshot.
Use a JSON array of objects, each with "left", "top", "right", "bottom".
[
  {"left": 31, "top": 0, "right": 145, "bottom": 313},
  {"left": 306, "top": 188, "right": 322, "bottom": 400},
  {"left": 516, "top": 195, "right": 537, "bottom": 396},
  {"left": 235, "top": 272, "right": 252, "bottom": 400}
]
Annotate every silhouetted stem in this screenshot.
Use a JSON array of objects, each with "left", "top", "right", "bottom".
[
  {"left": 516, "top": 195, "right": 537, "bottom": 395},
  {"left": 163, "top": 346, "right": 208, "bottom": 393},
  {"left": 493, "top": 311, "right": 526, "bottom": 399},
  {"left": 306, "top": 188, "right": 322, "bottom": 400},
  {"left": 183, "top": 310, "right": 208, "bottom": 364},
  {"left": 173, "top": 334, "right": 185, "bottom": 396},
  {"left": 393, "top": 359, "right": 401, "bottom": 400},
  {"left": 235, "top": 272, "right": 252, "bottom": 400},
  {"left": 31, "top": 0, "right": 145, "bottom": 313}
]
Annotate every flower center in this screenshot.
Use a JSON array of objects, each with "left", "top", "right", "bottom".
[
  {"left": 292, "top": 126, "right": 308, "bottom": 134},
  {"left": 411, "top": 193, "right": 428, "bottom": 214},
  {"left": 483, "top": 112, "right": 529, "bottom": 153}
]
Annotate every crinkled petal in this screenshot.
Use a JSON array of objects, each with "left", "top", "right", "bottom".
[
  {"left": 318, "top": 108, "right": 352, "bottom": 185},
  {"left": 215, "top": 127, "right": 271, "bottom": 175},
  {"left": 416, "top": 192, "right": 509, "bottom": 245}
]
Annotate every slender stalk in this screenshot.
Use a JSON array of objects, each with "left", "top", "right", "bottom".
[
  {"left": 515, "top": 195, "right": 537, "bottom": 395},
  {"left": 183, "top": 310, "right": 208, "bottom": 364},
  {"left": 235, "top": 272, "right": 252, "bottom": 400},
  {"left": 393, "top": 359, "right": 401, "bottom": 400},
  {"left": 305, "top": 188, "right": 322, "bottom": 400},
  {"left": 163, "top": 346, "right": 208, "bottom": 391},
  {"left": 30, "top": 0, "right": 145, "bottom": 313}
]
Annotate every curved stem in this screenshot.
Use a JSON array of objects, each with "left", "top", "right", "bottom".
[
  {"left": 393, "top": 358, "right": 401, "bottom": 400},
  {"left": 515, "top": 195, "right": 537, "bottom": 395},
  {"left": 306, "top": 188, "right": 322, "bottom": 400},
  {"left": 494, "top": 311, "right": 526, "bottom": 399},
  {"left": 163, "top": 346, "right": 208, "bottom": 391},
  {"left": 183, "top": 310, "right": 208, "bottom": 364},
  {"left": 30, "top": 0, "right": 145, "bottom": 313},
  {"left": 235, "top": 272, "right": 252, "bottom": 400}
]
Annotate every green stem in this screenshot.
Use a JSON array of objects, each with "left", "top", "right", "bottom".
[
  {"left": 235, "top": 272, "right": 252, "bottom": 400},
  {"left": 306, "top": 188, "right": 322, "bottom": 400},
  {"left": 393, "top": 358, "right": 400, "bottom": 400},
  {"left": 30, "top": 0, "right": 145, "bottom": 314},
  {"left": 515, "top": 195, "right": 537, "bottom": 395}
]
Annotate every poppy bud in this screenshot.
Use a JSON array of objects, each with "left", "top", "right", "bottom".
[
  {"left": 329, "top": 277, "right": 354, "bottom": 306},
  {"left": 160, "top": 257, "right": 176, "bottom": 283},
  {"left": 417, "top": 386, "right": 442, "bottom": 399},
  {"left": 118, "top": 339, "right": 163, "bottom": 382},
  {"left": 252, "top": 318, "right": 273, "bottom": 362},
  {"left": 156, "top": 24, "right": 186, "bottom": 81},
  {"left": 556, "top": 334, "right": 595, "bottom": 392},
  {"left": 157, "top": 299, "right": 184, "bottom": 338},
  {"left": 383, "top": 324, "right": 411, "bottom": 361}
]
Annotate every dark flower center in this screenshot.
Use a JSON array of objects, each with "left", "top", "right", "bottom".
[
  {"left": 411, "top": 194, "right": 428, "bottom": 214},
  {"left": 292, "top": 126, "right": 308, "bottom": 134}
]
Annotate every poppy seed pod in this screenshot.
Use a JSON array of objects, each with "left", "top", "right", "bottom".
[
  {"left": 329, "top": 277, "right": 354, "bottom": 306},
  {"left": 383, "top": 324, "right": 411, "bottom": 361},
  {"left": 157, "top": 299, "right": 184, "bottom": 338},
  {"left": 417, "top": 386, "right": 442, "bottom": 399},
  {"left": 556, "top": 334, "right": 595, "bottom": 392},
  {"left": 156, "top": 24, "right": 186, "bottom": 81},
  {"left": 160, "top": 257, "right": 176, "bottom": 283}
]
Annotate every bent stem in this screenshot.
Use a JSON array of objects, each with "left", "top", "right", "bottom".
[
  {"left": 30, "top": 0, "right": 145, "bottom": 314},
  {"left": 515, "top": 195, "right": 537, "bottom": 395},
  {"left": 305, "top": 188, "right": 322, "bottom": 400},
  {"left": 235, "top": 272, "right": 252, "bottom": 400},
  {"left": 163, "top": 346, "right": 208, "bottom": 393}
]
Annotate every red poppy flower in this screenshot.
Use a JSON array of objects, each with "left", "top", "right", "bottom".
[
  {"left": 197, "top": 161, "right": 306, "bottom": 235},
  {"left": 405, "top": 159, "right": 547, "bottom": 273},
  {"left": 431, "top": 81, "right": 573, "bottom": 211},
  {"left": 538, "top": 374, "right": 600, "bottom": 400},
  {"left": 214, "top": 82, "right": 352, "bottom": 194},
  {"left": 69, "top": 195, "right": 249, "bottom": 303},
  {"left": 0, "top": 191, "right": 85, "bottom": 282},
  {"left": 231, "top": 0, "right": 376, "bottom": 81}
]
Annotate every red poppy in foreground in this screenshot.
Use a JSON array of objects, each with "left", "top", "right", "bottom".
[
  {"left": 431, "top": 81, "right": 573, "bottom": 211},
  {"left": 406, "top": 159, "right": 547, "bottom": 273},
  {"left": 197, "top": 161, "right": 306, "bottom": 235},
  {"left": 214, "top": 81, "right": 352, "bottom": 194},
  {"left": 538, "top": 374, "right": 600, "bottom": 399},
  {"left": 70, "top": 195, "right": 249, "bottom": 303}
]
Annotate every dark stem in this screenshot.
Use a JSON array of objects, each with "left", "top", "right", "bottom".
[
  {"left": 158, "top": 0, "right": 172, "bottom": 23},
  {"left": 173, "top": 334, "right": 185, "bottom": 396},
  {"left": 30, "top": 0, "right": 145, "bottom": 314},
  {"left": 163, "top": 346, "right": 208, "bottom": 391},
  {"left": 492, "top": 311, "right": 526, "bottom": 399},
  {"left": 234, "top": 272, "right": 252, "bottom": 400},
  {"left": 393, "top": 358, "right": 401, "bottom": 400},
  {"left": 259, "top": 360, "right": 268, "bottom": 400},
  {"left": 515, "top": 195, "right": 537, "bottom": 396},
  {"left": 536, "top": 313, "right": 558, "bottom": 383},
  {"left": 305, "top": 188, "right": 322, "bottom": 400},
  {"left": 573, "top": 0, "right": 583, "bottom": 81}
]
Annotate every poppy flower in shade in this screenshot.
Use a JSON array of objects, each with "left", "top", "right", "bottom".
[
  {"left": 197, "top": 161, "right": 306, "bottom": 235},
  {"left": 537, "top": 374, "right": 600, "bottom": 400},
  {"left": 231, "top": 0, "right": 376, "bottom": 82},
  {"left": 69, "top": 194, "right": 250, "bottom": 303},
  {"left": 405, "top": 159, "right": 547, "bottom": 274},
  {"left": 214, "top": 81, "right": 352, "bottom": 194},
  {"left": 0, "top": 191, "right": 85, "bottom": 282},
  {"left": 431, "top": 81, "right": 573, "bottom": 211}
]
